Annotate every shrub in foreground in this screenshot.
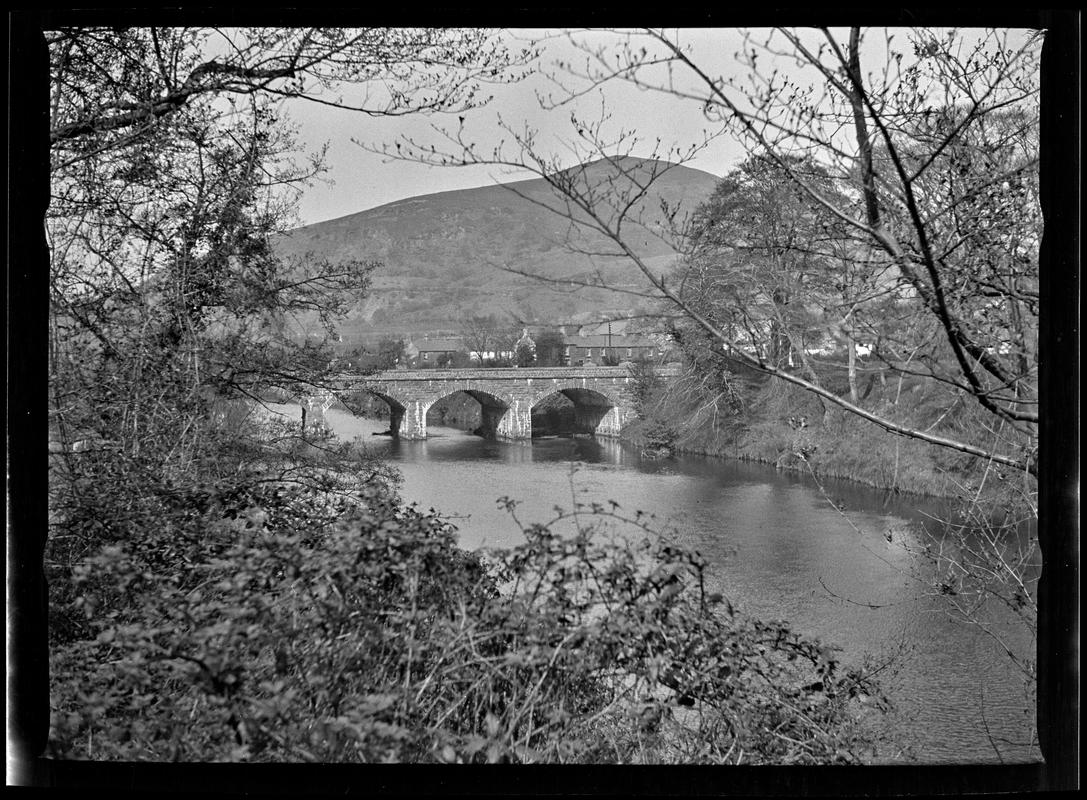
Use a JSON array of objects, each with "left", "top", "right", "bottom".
[{"left": 48, "top": 491, "right": 891, "bottom": 763}]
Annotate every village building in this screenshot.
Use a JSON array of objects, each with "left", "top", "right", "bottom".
[
  {"left": 562, "top": 333, "right": 660, "bottom": 365},
  {"left": 412, "top": 337, "right": 465, "bottom": 365},
  {"left": 399, "top": 326, "right": 668, "bottom": 368}
]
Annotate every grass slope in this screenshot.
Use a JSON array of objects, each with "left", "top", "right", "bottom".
[{"left": 274, "top": 158, "right": 719, "bottom": 341}]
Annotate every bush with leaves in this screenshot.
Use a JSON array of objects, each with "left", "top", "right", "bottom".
[
  {"left": 48, "top": 488, "right": 893, "bottom": 764},
  {"left": 49, "top": 483, "right": 483, "bottom": 762}
]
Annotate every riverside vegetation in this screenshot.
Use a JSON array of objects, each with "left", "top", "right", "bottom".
[
  {"left": 47, "top": 405, "right": 893, "bottom": 763},
  {"left": 623, "top": 348, "right": 1003, "bottom": 500}
]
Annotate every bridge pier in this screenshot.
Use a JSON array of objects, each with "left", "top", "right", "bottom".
[
  {"left": 593, "top": 406, "right": 628, "bottom": 438},
  {"left": 396, "top": 399, "right": 429, "bottom": 440},
  {"left": 495, "top": 398, "right": 532, "bottom": 440},
  {"left": 299, "top": 391, "right": 335, "bottom": 431},
  {"left": 388, "top": 406, "right": 404, "bottom": 437},
  {"left": 477, "top": 401, "right": 503, "bottom": 439}
]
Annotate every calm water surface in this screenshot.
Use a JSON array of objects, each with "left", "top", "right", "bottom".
[{"left": 272, "top": 403, "right": 1039, "bottom": 763}]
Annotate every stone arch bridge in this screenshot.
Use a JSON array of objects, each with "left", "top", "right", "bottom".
[{"left": 328, "top": 365, "right": 679, "bottom": 440}]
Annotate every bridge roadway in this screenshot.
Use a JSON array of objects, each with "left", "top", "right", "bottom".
[{"left": 330, "top": 365, "right": 679, "bottom": 440}]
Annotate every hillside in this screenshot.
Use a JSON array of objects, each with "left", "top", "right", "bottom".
[{"left": 274, "top": 157, "right": 719, "bottom": 344}]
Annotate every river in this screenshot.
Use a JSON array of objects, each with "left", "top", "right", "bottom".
[{"left": 270, "top": 402, "right": 1039, "bottom": 764}]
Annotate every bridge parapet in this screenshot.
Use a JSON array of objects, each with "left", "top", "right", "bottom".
[{"left": 337, "top": 365, "right": 680, "bottom": 383}]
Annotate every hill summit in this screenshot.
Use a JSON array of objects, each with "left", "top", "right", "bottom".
[{"left": 275, "top": 157, "right": 720, "bottom": 344}]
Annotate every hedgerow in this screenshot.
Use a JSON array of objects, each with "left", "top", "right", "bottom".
[{"left": 48, "top": 481, "right": 891, "bottom": 764}]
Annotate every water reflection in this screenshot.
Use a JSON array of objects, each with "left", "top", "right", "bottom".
[
  {"left": 291, "top": 404, "right": 1038, "bottom": 763},
  {"left": 383, "top": 430, "right": 644, "bottom": 468}
]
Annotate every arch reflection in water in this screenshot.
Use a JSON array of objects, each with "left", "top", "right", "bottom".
[{"left": 385, "top": 424, "right": 642, "bottom": 469}]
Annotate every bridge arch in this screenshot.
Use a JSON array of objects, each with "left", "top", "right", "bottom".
[
  {"left": 335, "top": 387, "right": 410, "bottom": 436},
  {"left": 426, "top": 388, "right": 514, "bottom": 439},
  {"left": 532, "top": 386, "right": 620, "bottom": 437}
]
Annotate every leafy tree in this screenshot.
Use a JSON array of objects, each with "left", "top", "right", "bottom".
[
  {"left": 437, "top": 350, "right": 472, "bottom": 368},
  {"left": 627, "top": 356, "right": 664, "bottom": 420},
  {"left": 515, "top": 338, "right": 536, "bottom": 367},
  {"left": 490, "top": 326, "right": 522, "bottom": 367},
  {"left": 534, "top": 329, "right": 567, "bottom": 366},
  {"left": 339, "top": 345, "right": 370, "bottom": 371},
  {"left": 374, "top": 337, "right": 407, "bottom": 370},
  {"left": 681, "top": 156, "right": 857, "bottom": 382}
]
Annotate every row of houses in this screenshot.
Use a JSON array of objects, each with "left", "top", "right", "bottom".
[
  {"left": 409, "top": 328, "right": 666, "bottom": 367},
  {"left": 561, "top": 333, "right": 662, "bottom": 365}
]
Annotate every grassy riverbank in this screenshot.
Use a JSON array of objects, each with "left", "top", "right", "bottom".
[{"left": 622, "top": 362, "right": 1004, "bottom": 501}]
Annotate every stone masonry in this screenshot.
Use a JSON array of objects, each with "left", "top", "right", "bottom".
[{"left": 334, "top": 365, "right": 678, "bottom": 440}]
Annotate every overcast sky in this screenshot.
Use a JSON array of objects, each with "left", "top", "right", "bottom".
[
  {"left": 284, "top": 26, "right": 1033, "bottom": 228},
  {"left": 287, "top": 28, "right": 753, "bottom": 226}
]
